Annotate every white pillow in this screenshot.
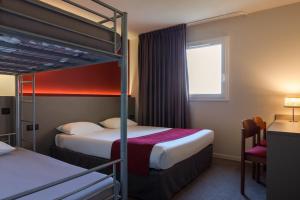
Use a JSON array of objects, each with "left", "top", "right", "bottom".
[
  {"left": 0, "top": 141, "right": 15, "bottom": 155},
  {"left": 57, "top": 122, "right": 104, "bottom": 135},
  {"left": 99, "top": 117, "right": 137, "bottom": 129}
]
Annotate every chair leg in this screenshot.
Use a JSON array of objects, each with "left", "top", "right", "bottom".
[
  {"left": 241, "top": 159, "right": 245, "bottom": 195},
  {"left": 263, "top": 164, "right": 266, "bottom": 172},
  {"left": 256, "top": 163, "right": 261, "bottom": 183},
  {"left": 252, "top": 162, "right": 256, "bottom": 179}
]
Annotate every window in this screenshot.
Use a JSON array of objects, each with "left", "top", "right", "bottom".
[{"left": 187, "top": 37, "right": 229, "bottom": 101}]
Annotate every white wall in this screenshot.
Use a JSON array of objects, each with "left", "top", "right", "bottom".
[
  {"left": 187, "top": 3, "right": 300, "bottom": 160},
  {"left": 128, "top": 34, "right": 139, "bottom": 118},
  {"left": 0, "top": 75, "right": 15, "bottom": 96},
  {"left": 129, "top": 37, "right": 139, "bottom": 98}
]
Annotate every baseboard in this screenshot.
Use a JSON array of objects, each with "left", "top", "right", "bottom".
[{"left": 213, "top": 153, "right": 241, "bottom": 162}]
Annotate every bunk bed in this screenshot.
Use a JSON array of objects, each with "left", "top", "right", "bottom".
[{"left": 0, "top": 0, "right": 128, "bottom": 199}]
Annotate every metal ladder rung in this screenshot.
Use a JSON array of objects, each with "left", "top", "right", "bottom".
[
  {"left": 21, "top": 120, "right": 33, "bottom": 123},
  {"left": 21, "top": 139, "right": 33, "bottom": 144},
  {"left": 21, "top": 81, "right": 33, "bottom": 84},
  {"left": 22, "top": 100, "right": 33, "bottom": 103}
]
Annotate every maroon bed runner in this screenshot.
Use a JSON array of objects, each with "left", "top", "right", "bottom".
[{"left": 111, "top": 128, "right": 202, "bottom": 176}]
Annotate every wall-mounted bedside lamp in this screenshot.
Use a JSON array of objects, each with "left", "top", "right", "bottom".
[{"left": 284, "top": 97, "right": 300, "bottom": 122}]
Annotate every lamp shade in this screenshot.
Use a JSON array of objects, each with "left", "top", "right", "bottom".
[{"left": 284, "top": 97, "right": 300, "bottom": 108}]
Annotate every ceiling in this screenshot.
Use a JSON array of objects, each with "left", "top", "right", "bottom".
[{"left": 41, "top": 0, "right": 300, "bottom": 37}]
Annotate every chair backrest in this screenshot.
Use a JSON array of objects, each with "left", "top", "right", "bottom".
[
  {"left": 242, "top": 119, "right": 260, "bottom": 138},
  {"left": 253, "top": 116, "right": 267, "bottom": 139},
  {"left": 253, "top": 116, "right": 266, "bottom": 130},
  {"left": 241, "top": 119, "right": 260, "bottom": 155}
]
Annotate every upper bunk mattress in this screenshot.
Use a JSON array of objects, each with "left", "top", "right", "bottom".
[
  {"left": 0, "top": 148, "right": 117, "bottom": 200},
  {"left": 55, "top": 126, "right": 214, "bottom": 170},
  {"left": 0, "top": 0, "right": 121, "bottom": 54}
]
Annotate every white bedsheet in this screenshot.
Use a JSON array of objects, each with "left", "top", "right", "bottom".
[
  {"left": 55, "top": 126, "right": 214, "bottom": 170},
  {"left": 0, "top": 148, "right": 116, "bottom": 200}
]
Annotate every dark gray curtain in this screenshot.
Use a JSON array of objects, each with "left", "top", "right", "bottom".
[{"left": 138, "top": 24, "right": 189, "bottom": 128}]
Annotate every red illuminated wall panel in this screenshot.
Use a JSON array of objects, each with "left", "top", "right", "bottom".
[{"left": 23, "top": 61, "right": 122, "bottom": 96}]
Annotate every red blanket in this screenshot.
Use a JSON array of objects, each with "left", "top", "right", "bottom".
[{"left": 111, "top": 128, "right": 202, "bottom": 176}]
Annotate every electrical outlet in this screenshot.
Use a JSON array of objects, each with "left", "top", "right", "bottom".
[
  {"left": 26, "top": 124, "right": 39, "bottom": 131},
  {"left": 1, "top": 108, "right": 10, "bottom": 115}
]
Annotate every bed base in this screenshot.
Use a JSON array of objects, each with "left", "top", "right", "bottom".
[{"left": 51, "top": 144, "right": 213, "bottom": 200}]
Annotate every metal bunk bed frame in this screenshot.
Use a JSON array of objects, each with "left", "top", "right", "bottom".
[{"left": 0, "top": 0, "right": 128, "bottom": 199}]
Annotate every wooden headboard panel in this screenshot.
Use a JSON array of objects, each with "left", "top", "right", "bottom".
[{"left": 21, "top": 96, "right": 135, "bottom": 155}]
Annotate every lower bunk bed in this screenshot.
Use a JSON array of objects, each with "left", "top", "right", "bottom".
[
  {"left": 51, "top": 125, "right": 214, "bottom": 200},
  {"left": 0, "top": 146, "right": 119, "bottom": 200}
]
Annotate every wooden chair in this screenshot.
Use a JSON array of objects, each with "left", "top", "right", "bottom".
[
  {"left": 253, "top": 116, "right": 267, "bottom": 147},
  {"left": 253, "top": 116, "right": 268, "bottom": 181},
  {"left": 241, "top": 119, "right": 267, "bottom": 195}
]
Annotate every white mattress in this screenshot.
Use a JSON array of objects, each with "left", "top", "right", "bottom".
[
  {"left": 0, "top": 148, "right": 116, "bottom": 200},
  {"left": 56, "top": 126, "right": 214, "bottom": 170}
]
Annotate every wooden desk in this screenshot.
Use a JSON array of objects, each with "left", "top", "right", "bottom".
[{"left": 267, "top": 120, "right": 300, "bottom": 200}]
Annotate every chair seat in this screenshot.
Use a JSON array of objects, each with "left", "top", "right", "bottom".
[
  {"left": 245, "top": 146, "right": 266, "bottom": 158},
  {"left": 259, "top": 139, "right": 267, "bottom": 147}
]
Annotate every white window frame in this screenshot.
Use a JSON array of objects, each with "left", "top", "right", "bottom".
[{"left": 187, "top": 36, "right": 229, "bottom": 101}]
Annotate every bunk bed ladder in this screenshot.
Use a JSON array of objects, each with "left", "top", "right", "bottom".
[{"left": 17, "top": 73, "right": 37, "bottom": 152}]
